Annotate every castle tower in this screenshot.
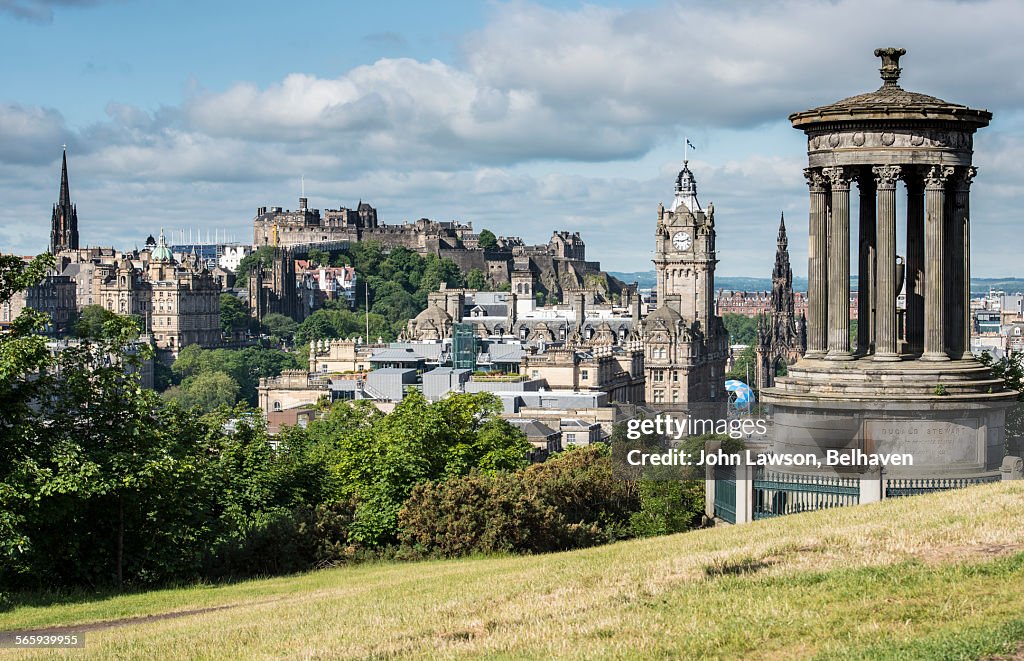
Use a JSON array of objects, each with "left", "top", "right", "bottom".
[{"left": 50, "top": 149, "right": 79, "bottom": 254}]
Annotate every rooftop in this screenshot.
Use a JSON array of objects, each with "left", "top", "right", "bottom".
[{"left": 789, "top": 47, "right": 991, "bottom": 130}]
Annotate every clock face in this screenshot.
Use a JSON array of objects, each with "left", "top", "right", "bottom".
[{"left": 672, "top": 231, "right": 692, "bottom": 251}]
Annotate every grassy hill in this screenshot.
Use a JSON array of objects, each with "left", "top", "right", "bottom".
[{"left": 3, "top": 482, "right": 1024, "bottom": 659}]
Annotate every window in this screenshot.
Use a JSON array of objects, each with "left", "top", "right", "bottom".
[
  {"left": 273, "top": 401, "right": 282, "bottom": 411},
  {"left": 565, "top": 433, "right": 576, "bottom": 445},
  {"left": 580, "top": 369, "right": 589, "bottom": 380},
  {"left": 672, "top": 370, "right": 678, "bottom": 382},
  {"left": 654, "top": 390, "right": 664, "bottom": 403},
  {"left": 531, "top": 370, "right": 539, "bottom": 378}
]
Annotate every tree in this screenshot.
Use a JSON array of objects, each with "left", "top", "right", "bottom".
[
  {"left": 980, "top": 351, "right": 1024, "bottom": 444},
  {"left": 307, "top": 248, "right": 329, "bottom": 268},
  {"left": 233, "top": 246, "right": 275, "bottom": 287},
  {"left": 629, "top": 480, "right": 705, "bottom": 537},
  {"left": 9, "top": 310, "right": 185, "bottom": 588},
  {"left": 478, "top": 229, "right": 498, "bottom": 250},
  {"left": 728, "top": 345, "right": 757, "bottom": 383},
  {"left": 163, "top": 371, "right": 241, "bottom": 413},
  {"left": 75, "top": 304, "right": 115, "bottom": 338},
  {"left": 297, "top": 392, "right": 531, "bottom": 548},
  {"left": 220, "top": 293, "right": 253, "bottom": 335},
  {"left": 0, "top": 253, "right": 56, "bottom": 564},
  {"left": 170, "top": 345, "right": 303, "bottom": 405},
  {"left": 466, "top": 268, "right": 488, "bottom": 291},
  {"left": 722, "top": 313, "right": 758, "bottom": 345},
  {"left": 262, "top": 313, "right": 299, "bottom": 343},
  {"left": 74, "top": 304, "right": 140, "bottom": 339}
]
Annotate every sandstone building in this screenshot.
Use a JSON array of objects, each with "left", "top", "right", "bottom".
[
  {"left": 641, "top": 160, "right": 728, "bottom": 409},
  {"left": 93, "top": 230, "right": 221, "bottom": 354}
]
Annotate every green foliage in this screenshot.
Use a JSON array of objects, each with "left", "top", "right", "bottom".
[
  {"left": 169, "top": 344, "right": 304, "bottom": 405},
  {"left": 722, "top": 313, "right": 758, "bottom": 345},
  {"left": 477, "top": 229, "right": 498, "bottom": 250},
  {"left": 219, "top": 293, "right": 254, "bottom": 335},
  {"left": 162, "top": 371, "right": 241, "bottom": 413},
  {"left": 234, "top": 246, "right": 275, "bottom": 287},
  {"left": 979, "top": 351, "right": 1024, "bottom": 441},
  {"left": 306, "top": 248, "right": 329, "bottom": 268},
  {"left": 337, "top": 242, "right": 467, "bottom": 339},
  {"left": 466, "top": 268, "right": 488, "bottom": 291},
  {"left": 262, "top": 313, "right": 299, "bottom": 343},
  {"left": 629, "top": 480, "right": 705, "bottom": 537},
  {"left": 295, "top": 308, "right": 393, "bottom": 345},
  {"left": 298, "top": 392, "right": 532, "bottom": 548},
  {"left": 728, "top": 345, "right": 756, "bottom": 383},
  {"left": 398, "top": 445, "right": 638, "bottom": 557},
  {"left": 74, "top": 304, "right": 142, "bottom": 339},
  {"left": 0, "top": 254, "right": 57, "bottom": 562}
]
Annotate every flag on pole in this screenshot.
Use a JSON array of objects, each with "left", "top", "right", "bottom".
[{"left": 686, "top": 139, "right": 696, "bottom": 151}]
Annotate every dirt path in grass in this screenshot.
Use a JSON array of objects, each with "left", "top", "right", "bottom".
[{"left": 0, "top": 598, "right": 282, "bottom": 636}]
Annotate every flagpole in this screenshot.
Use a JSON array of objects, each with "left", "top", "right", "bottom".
[{"left": 684, "top": 137, "right": 688, "bottom": 163}]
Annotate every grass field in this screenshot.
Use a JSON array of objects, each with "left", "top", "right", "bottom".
[{"left": 2, "top": 482, "right": 1024, "bottom": 659}]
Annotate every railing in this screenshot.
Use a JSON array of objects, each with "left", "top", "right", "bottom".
[
  {"left": 714, "top": 465, "right": 737, "bottom": 524},
  {"left": 884, "top": 475, "right": 1000, "bottom": 498},
  {"left": 753, "top": 468, "right": 860, "bottom": 520}
]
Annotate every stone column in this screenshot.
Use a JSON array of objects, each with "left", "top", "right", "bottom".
[
  {"left": 857, "top": 169, "right": 877, "bottom": 355},
  {"left": 873, "top": 165, "right": 901, "bottom": 361},
  {"left": 905, "top": 171, "right": 925, "bottom": 354},
  {"left": 804, "top": 168, "right": 829, "bottom": 358},
  {"left": 952, "top": 166, "right": 977, "bottom": 360},
  {"left": 824, "top": 166, "right": 853, "bottom": 360},
  {"left": 923, "top": 165, "right": 954, "bottom": 361}
]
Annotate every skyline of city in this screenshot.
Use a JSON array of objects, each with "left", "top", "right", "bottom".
[{"left": 2, "top": 0, "right": 1023, "bottom": 277}]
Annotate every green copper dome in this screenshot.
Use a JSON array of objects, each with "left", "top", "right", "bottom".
[{"left": 151, "top": 228, "right": 174, "bottom": 263}]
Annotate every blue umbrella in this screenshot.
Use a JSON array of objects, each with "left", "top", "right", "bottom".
[{"left": 724, "top": 379, "right": 756, "bottom": 407}]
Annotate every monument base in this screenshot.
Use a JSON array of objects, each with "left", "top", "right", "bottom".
[{"left": 761, "top": 357, "right": 1017, "bottom": 478}]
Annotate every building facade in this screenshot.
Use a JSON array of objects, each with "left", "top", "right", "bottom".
[
  {"left": 642, "top": 160, "right": 728, "bottom": 409},
  {"left": 94, "top": 230, "right": 221, "bottom": 354}
]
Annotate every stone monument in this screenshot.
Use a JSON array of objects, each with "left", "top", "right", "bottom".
[{"left": 762, "top": 48, "right": 1017, "bottom": 479}]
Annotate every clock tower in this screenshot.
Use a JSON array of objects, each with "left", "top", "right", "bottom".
[
  {"left": 654, "top": 160, "right": 716, "bottom": 323},
  {"left": 642, "top": 160, "right": 727, "bottom": 410}
]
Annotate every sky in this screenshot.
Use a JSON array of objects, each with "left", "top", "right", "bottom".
[{"left": 1, "top": 0, "right": 1022, "bottom": 277}]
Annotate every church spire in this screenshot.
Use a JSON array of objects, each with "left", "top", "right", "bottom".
[
  {"left": 50, "top": 147, "right": 79, "bottom": 254},
  {"left": 777, "top": 212, "right": 788, "bottom": 249},
  {"left": 59, "top": 148, "right": 70, "bottom": 207},
  {"left": 771, "top": 212, "right": 794, "bottom": 315}
]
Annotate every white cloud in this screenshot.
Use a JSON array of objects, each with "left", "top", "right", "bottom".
[{"left": 2, "top": 0, "right": 1024, "bottom": 278}]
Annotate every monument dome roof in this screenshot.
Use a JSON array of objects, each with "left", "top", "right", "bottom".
[{"left": 789, "top": 48, "right": 991, "bottom": 130}]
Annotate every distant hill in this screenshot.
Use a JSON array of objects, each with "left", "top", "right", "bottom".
[{"left": 611, "top": 271, "right": 1024, "bottom": 297}]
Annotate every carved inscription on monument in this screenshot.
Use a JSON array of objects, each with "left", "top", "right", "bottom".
[{"left": 864, "top": 418, "right": 981, "bottom": 466}]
